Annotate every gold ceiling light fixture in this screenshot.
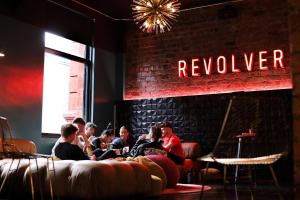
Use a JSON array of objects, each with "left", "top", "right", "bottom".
[{"left": 132, "top": 0, "right": 181, "bottom": 34}]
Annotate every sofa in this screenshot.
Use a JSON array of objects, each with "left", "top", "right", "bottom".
[
  {"left": 181, "top": 142, "right": 201, "bottom": 183},
  {"left": 0, "top": 139, "right": 201, "bottom": 199}
]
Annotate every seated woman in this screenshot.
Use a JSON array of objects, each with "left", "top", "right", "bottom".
[
  {"left": 111, "top": 126, "right": 135, "bottom": 156},
  {"left": 91, "top": 129, "right": 116, "bottom": 158},
  {"left": 130, "top": 125, "right": 165, "bottom": 157},
  {"left": 92, "top": 129, "right": 115, "bottom": 149}
]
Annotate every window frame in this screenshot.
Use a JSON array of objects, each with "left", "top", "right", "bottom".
[{"left": 42, "top": 35, "right": 94, "bottom": 138}]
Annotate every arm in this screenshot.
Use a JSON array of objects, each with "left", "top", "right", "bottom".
[
  {"left": 130, "top": 140, "right": 146, "bottom": 157},
  {"left": 91, "top": 138, "right": 101, "bottom": 149},
  {"left": 51, "top": 137, "right": 61, "bottom": 155},
  {"left": 111, "top": 138, "right": 121, "bottom": 149},
  {"left": 134, "top": 144, "right": 146, "bottom": 157},
  {"left": 73, "top": 145, "right": 90, "bottom": 160},
  {"left": 80, "top": 132, "right": 91, "bottom": 147},
  {"left": 163, "top": 136, "right": 180, "bottom": 152}
]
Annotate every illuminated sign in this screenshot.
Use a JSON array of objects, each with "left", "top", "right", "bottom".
[{"left": 178, "top": 49, "right": 284, "bottom": 77}]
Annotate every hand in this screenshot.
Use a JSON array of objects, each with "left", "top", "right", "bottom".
[
  {"left": 76, "top": 130, "right": 84, "bottom": 136},
  {"left": 100, "top": 142, "right": 108, "bottom": 149},
  {"left": 122, "top": 146, "right": 129, "bottom": 154},
  {"left": 138, "top": 134, "right": 147, "bottom": 141},
  {"left": 90, "top": 155, "right": 96, "bottom": 160},
  {"left": 113, "top": 149, "right": 121, "bottom": 155},
  {"left": 83, "top": 144, "right": 92, "bottom": 152}
]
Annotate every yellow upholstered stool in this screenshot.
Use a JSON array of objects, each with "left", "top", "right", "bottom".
[{"left": 200, "top": 168, "right": 221, "bottom": 182}]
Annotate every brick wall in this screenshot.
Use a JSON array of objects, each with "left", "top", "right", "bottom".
[
  {"left": 288, "top": 0, "right": 300, "bottom": 186},
  {"left": 64, "top": 62, "right": 84, "bottom": 122},
  {"left": 124, "top": 0, "right": 292, "bottom": 100}
]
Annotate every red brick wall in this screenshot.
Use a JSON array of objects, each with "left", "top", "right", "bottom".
[
  {"left": 64, "top": 62, "right": 84, "bottom": 122},
  {"left": 124, "top": 0, "right": 292, "bottom": 100}
]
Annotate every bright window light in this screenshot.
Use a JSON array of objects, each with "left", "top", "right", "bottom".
[
  {"left": 45, "top": 32, "right": 86, "bottom": 58},
  {"left": 42, "top": 32, "right": 86, "bottom": 134}
]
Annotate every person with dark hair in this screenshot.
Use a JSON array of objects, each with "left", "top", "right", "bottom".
[
  {"left": 54, "top": 123, "right": 89, "bottom": 160},
  {"left": 91, "top": 129, "right": 117, "bottom": 159},
  {"left": 54, "top": 124, "right": 118, "bottom": 161},
  {"left": 72, "top": 117, "right": 86, "bottom": 126},
  {"left": 160, "top": 121, "right": 185, "bottom": 165},
  {"left": 85, "top": 122, "right": 98, "bottom": 143},
  {"left": 130, "top": 125, "right": 165, "bottom": 157},
  {"left": 92, "top": 129, "right": 115, "bottom": 150},
  {"left": 111, "top": 126, "right": 135, "bottom": 156},
  {"left": 71, "top": 117, "right": 89, "bottom": 150},
  {"left": 52, "top": 117, "right": 91, "bottom": 155}
]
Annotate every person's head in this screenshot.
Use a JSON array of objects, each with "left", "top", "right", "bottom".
[
  {"left": 160, "top": 122, "right": 173, "bottom": 137},
  {"left": 72, "top": 117, "right": 86, "bottom": 134},
  {"left": 61, "top": 123, "right": 78, "bottom": 142},
  {"left": 85, "top": 122, "right": 97, "bottom": 138},
  {"left": 149, "top": 126, "right": 162, "bottom": 142},
  {"left": 119, "top": 126, "right": 129, "bottom": 141},
  {"left": 100, "top": 129, "right": 115, "bottom": 143}
]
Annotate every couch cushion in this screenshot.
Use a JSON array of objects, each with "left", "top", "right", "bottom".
[
  {"left": 0, "top": 158, "right": 159, "bottom": 199},
  {"left": 126, "top": 156, "right": 167, "bottom": 190},
  {"left": 1, "top": 139, "right": 162, "bottom": 199},
  {"left": 182, "top": 142, "right": 200, "bottom": 159},
  {"left": 150, "top": 175, "right": 163, "bottom": 196},
  {"left": 0, "top": 159, "right": 32, "bottom": 198},
  {"left": 146, "top": 155, "right": 180, "bottom": 188},
  {"left": 26, "top": 159, "right": 155, "bottom": 199},
  {"left": 2, "top": 139, "right": 37, "bottom": 153}
]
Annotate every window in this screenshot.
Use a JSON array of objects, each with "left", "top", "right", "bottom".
[{"left": 42, "top": 32, "right": 92, "bottom": 135}]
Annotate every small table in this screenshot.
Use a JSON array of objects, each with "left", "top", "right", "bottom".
[{"left": 235, "top": 131, "right": 256, "bottom": 182}]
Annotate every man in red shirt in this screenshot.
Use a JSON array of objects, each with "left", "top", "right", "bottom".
[{"left": 160, "top": 122, "right": 185, "bottom": 165}]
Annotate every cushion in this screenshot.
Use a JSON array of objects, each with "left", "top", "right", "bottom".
[
  {"left": 183, "top": 159, "right": 194, "bottom": 171},
  {"left": 144, "top": 148, "right": 167, "bottom": 156},
  {"left": 181, "top": 142, "right": 200, "bottom": 159},
  {"left": 2, "top": 139, "right": 37, "bottom": 153},
  {"left": 200, "top": 168, "right": 221, "bottom": 180},
  {"left": 21, "top": 159, "right": 154, "bottom": 199},
  {"left": 150, "top": 175, "right": 163, "bottom": 196},
  {"left": 126, "top": 156, "right": 167, "bottom": 190},
  {"left": 145, "top": 155, "right": 180, "bottom": 188}
]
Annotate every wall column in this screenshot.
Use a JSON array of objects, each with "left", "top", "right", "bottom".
[{"left": 288, "top": 0, "right": 300, "bottom": 187}]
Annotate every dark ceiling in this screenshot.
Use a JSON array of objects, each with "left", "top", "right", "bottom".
[{"left": 72, "top": 0, "right": 231, "bottom": 19}]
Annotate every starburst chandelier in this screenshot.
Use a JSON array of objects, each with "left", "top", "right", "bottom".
[{"left": 131, "top": 0, "right": 181, "bottom": 34}]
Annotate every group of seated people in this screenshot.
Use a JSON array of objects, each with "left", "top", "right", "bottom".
[{"left": 51, "top": 117, "right": 185, "bottom": 165}]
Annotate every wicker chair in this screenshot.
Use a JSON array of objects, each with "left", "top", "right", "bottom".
[{"left": 198, "top": 96, "right": 290, "bottom": 198}]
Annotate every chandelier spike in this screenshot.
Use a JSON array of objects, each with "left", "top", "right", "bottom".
[{"left": 131, "top": 0, "right": 181, "bottom": 34}]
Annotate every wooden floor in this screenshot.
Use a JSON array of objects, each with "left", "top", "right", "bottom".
[
  {"left": 2, "top": 183, "right": 294, "bottom": 200},
  {"left": 145, "top": 183, "right": 294, "bottom": 200}
]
